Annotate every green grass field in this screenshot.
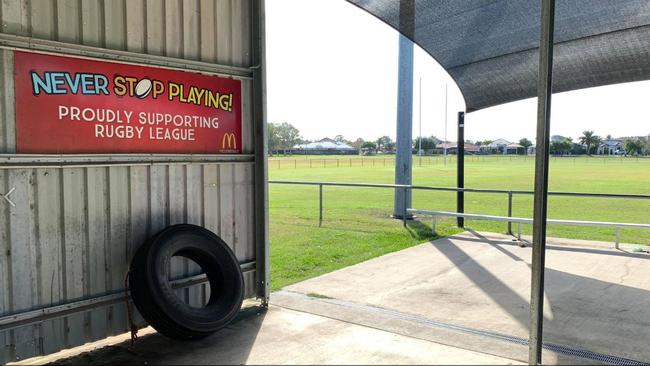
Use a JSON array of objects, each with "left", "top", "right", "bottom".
[{"left": 268, "top": 155, "right": 650, "bottom": 290}]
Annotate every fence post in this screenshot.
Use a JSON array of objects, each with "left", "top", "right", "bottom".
[
  {"left": 432, "top": 216, "right": 437, "bottom": 235},
  {"left": 294, "top": 160, "right": 297, "bottom": 169},
  {"left": 278, "top": 160, "right": 281, "bottom": 169},
  {"left": 319, "top": 184, "right": 323, "bottom": 227},
  {"left": 507, "top": 191, "right": 513, "bottom": 235},
  {"left": 337, "top": 159, "right": 340, "bottom": 168},
  {"left": 350, "top": 158, "right": 352, "bottom": 168},
  {"left": 615, "top": 227, "right": 620, "bottom": 249}
]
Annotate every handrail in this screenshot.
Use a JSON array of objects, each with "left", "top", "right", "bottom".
[{"left": 409, "top": 209, "right": 650, "bottom": 248}]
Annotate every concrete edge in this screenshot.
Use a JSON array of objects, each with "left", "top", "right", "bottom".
[{"left": 270, "top": 291, "right": 595, "bottom": 365}]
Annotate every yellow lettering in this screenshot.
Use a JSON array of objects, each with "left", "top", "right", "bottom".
[
  {"left": 168, "top": 82, "right": 180, "bottom": 101},
  {"left": 124, "top": 76, "right": 137, "bottom": 97},
  {"left": 219, "top": 94, "right": 233, "bottom": 112},
  {"left": 113, "top": 76, "right": 127, "bottom": 96},
  {"left": 178, "top": 84, "right": 187, "bottom": 103},
  {"left": 187, "top": 86, "right": 197, "bottom": 104},
  {"left": 152, "top": 80, "right": 165, "bottom": 99},
  {"left": 195, "top": 88, "right": 206, "bottom": 105},
  {"left": 207, "top": 91, "right": 218, "bottom": 109}
]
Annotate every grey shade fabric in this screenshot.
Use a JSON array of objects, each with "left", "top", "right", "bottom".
[{"left": 348, "top": 0, "right": 650, "bottom": 112}]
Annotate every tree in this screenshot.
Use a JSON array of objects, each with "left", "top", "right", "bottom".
[
  {"left": 624, "top": 138, "right": 644, "bottom": 156},
  {"left": 376, "top": 136, "right": 393, "bottom": 151},
  {"left": 579, "top": 130, "right": 600, "bottom": 156},
  {"left": 413, "top": 137, "right": 438, "bottom": 152},
  {"left": 384, "top": 141, "right": 396, "bottom": 152},
  {"left": 272, "top": 122, "right": 302, "bottom": 154},
  {"left": 550, "top": 138, "right": 572, "bottom": 155},
  {"left": 519, "top": 138, "right": 533, "bottom": 150},
  {"left": 267, "top": 123, "right": 280, "bottom": 155},
  {"left": 361, "top": 141, "right": 377, "bottom": 151},
  {"left": 334, "top": 135, "right": 345, "bottom": 143},
  {"left": 351, "top": 138, "right": 365, "bottom": 149},
  {"left": 570, "top": 143, "right": 586, "bottom": 155}
]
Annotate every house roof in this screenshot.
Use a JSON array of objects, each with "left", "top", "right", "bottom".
[
  {"left": 294, "top": 140, "right": 356, "bottom": 150},
  {"left": 348, "top": 1, "right": 650, "bottom": 112},
  {"left": 487, "top": 139, "right": 512, "bottom": 147},
  {"left": 436, "top": 142, "right": 480, "bottom": 152},
  {"left": 600, "top": 139, "right": 624, "bottom": 146},
  {"left": 506, "top": 143, "right": 524, "bottom": 149}
]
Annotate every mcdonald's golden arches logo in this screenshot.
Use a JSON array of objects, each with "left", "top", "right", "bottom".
[{"left": 222, "top": 133, "right": 237, "bottom": 150}]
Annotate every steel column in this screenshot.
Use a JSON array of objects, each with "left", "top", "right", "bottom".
[
  {"left": 252, "top": 0, "right": 270, "bottom": 305},
  {"left": 393, "top": 0, "right": 415, "bottom": 220},
  {"left": 457, "top": 112, "right": 465, "bottom": 228},
  {"left": 529, "top": 0, "right": 555, "bottom": 364}
]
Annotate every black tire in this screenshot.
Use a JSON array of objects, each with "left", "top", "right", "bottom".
[{"left": 129, "top": 224, "right": 244, "bottom": 340}]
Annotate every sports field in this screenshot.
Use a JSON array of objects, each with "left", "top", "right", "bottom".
[{"left": 268, "top": 155, "right": 650, "bottom": 290}]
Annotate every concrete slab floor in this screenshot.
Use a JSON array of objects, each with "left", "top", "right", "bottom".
[
  {"left": 10, "top": 304, "right": 521, "bottom": 365},
  {"left": 284, "top": 231, "right": 650, "bottom": 364}
]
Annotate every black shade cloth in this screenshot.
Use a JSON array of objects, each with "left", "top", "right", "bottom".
[{"left": 348, "top": 0, "right": 650, "bottom": 112}]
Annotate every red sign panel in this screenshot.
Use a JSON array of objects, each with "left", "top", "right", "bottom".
[{"left": 14, "top": 51, "right": 242, "bottom": 154}]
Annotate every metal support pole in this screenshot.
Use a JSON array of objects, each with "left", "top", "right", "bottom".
[
  {"left": 251, "top": 0, "right": 269, "bottom": 305},
  {"left": 529, "top": 0, "right": 555, "bottom": 364},
  {"left": 457, "top": 111, "right": 465, "bottom": 228},
  {"left": 393, "top": 0, "right": 414, "bottom": 220},
  {"left": 319, "top": 184, "right": 323, "bottom": 227},
  {"left": 507, "top": 191, "right": 513, "bottom": 235},
  {"left": 615, "top": 227, "right": 620, "bottom": 249}
]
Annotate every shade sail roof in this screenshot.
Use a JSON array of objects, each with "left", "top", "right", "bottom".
[{"left": 348, "top": 0, "right": 650, "bottom": 112}]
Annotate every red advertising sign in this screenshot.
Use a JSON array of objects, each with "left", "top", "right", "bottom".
[{"left": 14, "top": 51, "right": 242, "bottom": 154}]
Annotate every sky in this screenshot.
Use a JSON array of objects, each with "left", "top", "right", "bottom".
[{"left": 265, "top": 0, "right": 650, "bottom": 144}]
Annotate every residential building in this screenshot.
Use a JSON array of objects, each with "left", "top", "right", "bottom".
[
  {"left": 597, "top": 139, "right": 624, "bottom": 155},
  {"left": 436, "top": 142, "right": 480, "bottom": 154},
  {"left": 291, "top": 139, "right": 358, "bottom": 155}
]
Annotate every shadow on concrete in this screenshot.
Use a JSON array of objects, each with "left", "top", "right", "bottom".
[
  {"left": 429, "top": 235, "right": 532, "bottom": 331},
  {"left": 48, "top": 306, "right": 266, "bottom": 366},
  {"left": 465, "top": 229, "right": 526, "bottom": 262},
  {"left": 430, "top": 234, "right": 650, "bottom": 362}
]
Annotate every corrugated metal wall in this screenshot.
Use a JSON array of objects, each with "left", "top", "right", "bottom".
[{"left": 0, "top": 0, "right": 259, "bottom": 362}]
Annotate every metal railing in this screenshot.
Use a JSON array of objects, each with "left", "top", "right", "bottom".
[
  {"left": 409, "top": 209, "right": 650, "bottom": 249},
  {"left": 269, "top": 180, "right": 650, "bottom": 244}
]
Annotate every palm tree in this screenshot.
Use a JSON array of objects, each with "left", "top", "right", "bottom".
[{"left": 579, "top": 130, "right": 600, "bottom": 156}]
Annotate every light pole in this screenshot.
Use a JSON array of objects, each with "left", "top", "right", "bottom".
[
  {"left": 444, "top": 83, "right": 448, "bottom": 165},
  {"left": 418, "top": 77, "right": 422, "bottom": 166}
]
